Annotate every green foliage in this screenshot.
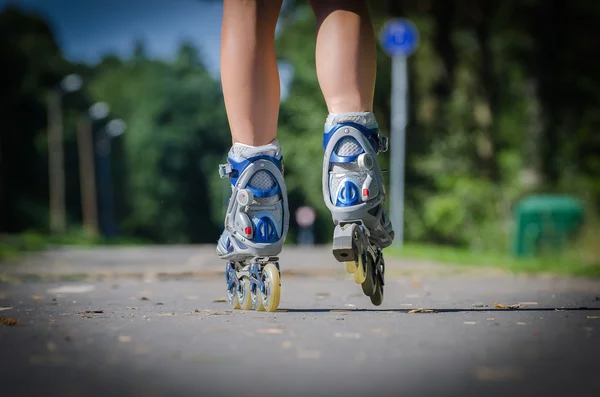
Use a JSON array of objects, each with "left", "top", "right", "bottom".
[
  {"left": 88, "top": 43, "right": 230, "bottom": 243},
  {"left": 1, "top": 1, "right": 599, "bottom": 264}
]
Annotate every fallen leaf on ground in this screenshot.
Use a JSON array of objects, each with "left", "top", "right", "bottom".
[
  {"left": 194, "top": 309, "right": 200, "bottom": 313},
  {"left": 277, "top": 309, "right": 289, "bottom": 312},
  {"left": 473, "top": 365, "right": 524, "bottom": 381},
  {"left": 32, "top": 295, "right": 43, "bottom": 301},
  {"left": 487, "top": 318, "right": 495, "bottom": 321},
  {"left": 126, "top": 307, "right": 138, "bottom": 310},
  {"left": 155, "top": 302, "right": 164, "bottom": 306},
  {"left": 258, "top": 328, "right": 283, "bottom": 334},
  {"left": 407, "top": 308, "right": 436, "bottom": 314},
  {"left": 140, "top": 296, "right": 150, "bottom": 301},
  {"left": 80, "top": 310, "right": 104, "bottom": 314},
  {"left": 281, "top": 341, "right": 293, "bottom": 350},
  {"left": 118, "top": 335, "right": 132, "bottom": 343},
  {"left": 334, "top": 332, "right": 361, "bottom": 339},
  {"left": 47, "top": 285, "right": 95, "bottom": 294},
  {"left": 493, "top": 302, "right": 526, "bottom": 309},
  {"left": 464, "top": 321, "right": 477, "bottom": 325},
  {"left": 472, "top": 304, "right": 489, "bottom": 308},
  {"left": 212, "top": 298, "right": 227, "bottom": 303},
  {"left": 1, "top": 317, "right": 19, "bottom": 326},
  {"left": 411, "top": 280, "right": 421, "bottom": 287},
  {"left": 587, "top": 316, "right": 600, "bottom": 319}
]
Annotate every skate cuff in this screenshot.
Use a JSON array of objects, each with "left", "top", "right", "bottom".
[{"left": 219, "top": 163, "right": 233, "bottom": 179}]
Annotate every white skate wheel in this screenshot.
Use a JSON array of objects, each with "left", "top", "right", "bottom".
[
  {"left": 358, "top": 153, "right": 374, "bottom": 171},
  {"left": 261, "top": 263, "right": 281, "bottom": 312},
  {"left": 236, "top": 189, "right": 253, "bottom": 206}
]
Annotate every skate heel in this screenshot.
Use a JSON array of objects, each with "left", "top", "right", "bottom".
[{"left": 332, "top": 223, "right": 358, "bottom": 263}]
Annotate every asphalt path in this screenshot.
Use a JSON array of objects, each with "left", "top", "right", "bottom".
[{"left": 1, "top": 246, "right": 599, "bottom": 397}]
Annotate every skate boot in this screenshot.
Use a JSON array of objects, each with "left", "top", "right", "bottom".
[
  {"left": 217, "top": 139, "right": 289, "bottom": 312},
  {"left": 322, "top": 112, "right": 394, "bottom": 305}
]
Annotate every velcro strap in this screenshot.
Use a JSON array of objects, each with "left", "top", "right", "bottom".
[{"left": 218, "top": 163, "right": 232, "bottom": 179}]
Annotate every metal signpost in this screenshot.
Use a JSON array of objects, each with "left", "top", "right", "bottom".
[{"left": 379, "top": 19, "right": 419, "bottom": 248}]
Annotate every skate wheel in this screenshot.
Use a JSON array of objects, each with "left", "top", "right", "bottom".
[
  {"left": 251, "top": 279, "right": 265, "bottom": 312},
  {"left": 226, "top": 263, "right": 241, "bottom": 309},
  {"left": 345, "top": 261, "right": 356, "bottom": 274},
  {"left": 361, "top": 254, "right": 376, "bottom": 297},
  {"left": 370, "top": 276, "right": 384, "bottom": 306},
  {"left": 353, "top": 252, "right": 367, "bottom": 284},
  {"left": 238, "top": 277, "right": 253, "bottom": 310},
  {"left": 261, "top": 263, "right": 281, "bottom": 312}
]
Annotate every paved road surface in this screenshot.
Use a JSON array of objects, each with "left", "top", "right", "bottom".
[{"left": 1, "top": 246, "right": 599, "bottom": 397}]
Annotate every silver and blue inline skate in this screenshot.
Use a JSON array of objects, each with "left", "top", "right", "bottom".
[
  {"left": 322, "top": 112, "right": 394, "bottom": 305},
  {"left": 217, "top": 140, "right": 289, "bottom": 312}
]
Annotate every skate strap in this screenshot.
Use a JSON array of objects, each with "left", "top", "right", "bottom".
[
  {"left": 323, "top": 122, "right": 389, "bottom": 154},
  {"left": 219, "top": 155, "right": 284, "bottom": 185},
  {"left": 218, "top": 163, "right": 233, "bottom": 179}
]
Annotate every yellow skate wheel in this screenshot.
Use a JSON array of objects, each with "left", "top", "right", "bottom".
[
  {"left": 261, "top": 263, "right": 281, "bottom": 312},
  {"left": 353, "top": 253, "right": 367, "bottom": 284},
  {"left": 238, "top": 277, "right": 253, "bottom": 310},
  {"left": 345, "top": 261, "right": 356, "bottom": 274}
]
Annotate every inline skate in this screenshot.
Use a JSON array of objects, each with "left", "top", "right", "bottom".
[
  {"left": 217, "top": 139, "right": 289, "bottom": 312},
  {"left": 322, "top": 112, "right": 394, "bottom": 305}
]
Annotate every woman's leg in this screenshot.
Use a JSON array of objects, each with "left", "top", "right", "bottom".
[
  {"left": 311, "top": 0, "right": 393, "bottom": 306},
  {"left": 220, "top": 0, "right": 283, "bottom": 146},
  {"left": 310, "top": 0, "right": 376, "bottom": 113},
  {"left": 217, "top": 0, "right": 289, "bottom": 313}
]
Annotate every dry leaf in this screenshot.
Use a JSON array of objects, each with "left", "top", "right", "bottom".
[
  {"left": 80, "top": 310, "right": 104, "bottom": 314},
  {"left": 587, "top": 316, "right": 600, "bottom": 319},
  {"left": 277, "top": 309, "right": 289, "bottom": 312},
  {"left": 194, "top": 308, "right": 200, "bottom": 313},
  {"left": 258, "top": 328, "right": 283, "bottom": 334},
  {"left": 140, "top": 296, "right": 150, "bottom": 301},
  {"left": 47, "top": 341, "right": 57, "bottom": 352},
  {"left": 32, "top": 295, "right": 43, "bottom": 301},
  {"left": 213, "top": 298, "right": 227, "bottom": 303},
  {"left": 334, "top": 332, "right": 361, "bottom": 339},
  {"left": 118, "top": 335, "right": 132, "bottom": 343},
  {"left": 0, "top": 317, "right": 19, "bottom": 326},
  {"left": 411, "top": 280, "right": 421, "bottom": 287},
  {"left": 493, "top": 302, "right": 526, "bottom": 309},
  {"left": 407, "top": 308, "right": 436, "bottom": 314},
  {"left": 472, "top": 303, "right": 488, "bottom": 308}
]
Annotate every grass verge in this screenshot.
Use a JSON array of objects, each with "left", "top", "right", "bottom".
[
  {"left": 0, "top": 231, "right": 147, "bottom": 262},
  {"left": 387, "top": 243, "right": 600, "bottom": 278}
]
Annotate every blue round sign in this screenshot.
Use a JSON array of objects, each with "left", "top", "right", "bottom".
[{"left": 379, "top": 19, "right": 419, "bottom": 57}]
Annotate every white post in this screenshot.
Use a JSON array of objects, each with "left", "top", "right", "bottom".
[{"left": 390, "top": 55, "right": 408, "bottom": 248}]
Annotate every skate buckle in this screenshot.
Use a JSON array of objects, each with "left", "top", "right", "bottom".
[
  {"left": 377, "top": 135, "right": 389, "bottom": 153},
  {"left": 219, "top": 163, "right": 233, "bottom": 179}
]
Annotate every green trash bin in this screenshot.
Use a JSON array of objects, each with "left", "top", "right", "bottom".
[{"left": 513, "top": 195, "right": 584, "bottom": 257}]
